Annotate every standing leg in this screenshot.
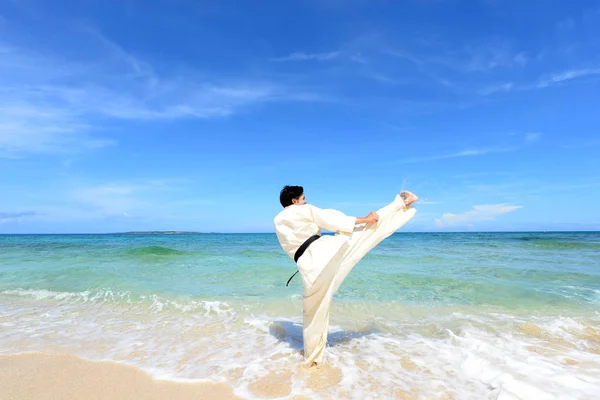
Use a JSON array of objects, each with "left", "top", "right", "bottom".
[{"left": 302, "top": 246, "right": 347, "bottom": 366}]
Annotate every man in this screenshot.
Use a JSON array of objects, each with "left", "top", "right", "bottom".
[{"left": 273, "top": 186, "right": 418, "bottom": 366}]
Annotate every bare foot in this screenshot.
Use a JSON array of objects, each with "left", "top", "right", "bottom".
[{"left": 400, "top": 190, "right": 419, "bottom": 207}]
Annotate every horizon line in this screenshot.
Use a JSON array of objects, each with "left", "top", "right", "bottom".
[{"left": 1, "top": 230, "right": 599, "bottom": 235}]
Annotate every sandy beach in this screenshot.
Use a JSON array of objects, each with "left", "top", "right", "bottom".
[
  {"left": 0, "top": 353, "right": 358, "bottom": 400},
  {"left": 0, "top": 353, "right": 240, "bottom": 400}
]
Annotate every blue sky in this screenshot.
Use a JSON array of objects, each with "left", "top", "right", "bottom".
[{"left": 1, "top": 0, "right": 599, "bottom": 233}]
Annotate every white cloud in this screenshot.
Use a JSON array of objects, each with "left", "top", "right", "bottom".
[{"left": 435, "top": 204, "right": 523, "bottom": 227}]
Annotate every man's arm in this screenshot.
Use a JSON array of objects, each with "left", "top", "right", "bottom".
[{"left": 309, "top": 206, "right": 379, "bottom": 233}]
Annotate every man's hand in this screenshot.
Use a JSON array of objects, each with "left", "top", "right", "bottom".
[
  {"left": 365, "top": 211, "right": 379, "bottom": 224},
  {"left": 355, "top": 211, "right": 380, "bottom": 226}
]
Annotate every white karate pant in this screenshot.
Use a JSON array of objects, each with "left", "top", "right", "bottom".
[{"left": 301, "top": 195, "right": 416, "bottom": 365}]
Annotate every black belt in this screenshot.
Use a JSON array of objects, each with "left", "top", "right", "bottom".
[{"left": 286, "top": 234, "right": 320, "bottom": 286}]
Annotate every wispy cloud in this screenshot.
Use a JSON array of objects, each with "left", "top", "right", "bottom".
[
  {"left": 271, "top": 51, "right": 344, "bottom": 62},
  {"left": 387, "top": 49, "right": 424, "bottom": 65},
  {"left": 0, "top": 211, "right": 39, "bottom": 223},
  {"left": 508, "top": 131, "right": 542, "bottom": 144},
  {"left": 386, "top": 48, "right": 452, "bottom": 87},
  {"left": 67, "top": 179, "right": 212, "bottom": 222},
  {"left": 395, "top": 132, "right": 540, "bottom": 164},
  {"left": 537, "top": 68, "right": 600, "bottom": 88},
  {"left": 0, "top": 104, "right": 115, "bottom": 157},
  {"left": 70, "top": 181, "right": 177, "bottom": 218},
  {"left": 461, "top": 46, "right": 527, "bottom": 72},
  {"left": 350, "top": 53, "right": 368, "bottom": 64},
  {"left": 479, "top": 83, "right": 514, "bottom": 95},
  {"left": 481, "top": 68, "right": 600, "bottom": 95},
  {"left": 524, "top": 132, "right": 541, "bottom": 142},
  {"left": 270, "top": 50, "right": 369, "bottom": 65},
  {"left": 3, "top": 178, "right": 209, "bottom": 228},
  {"left": 435, "top": 204, "right": 523, "bottom": 227},
  {"left": 382, "top": 39, "right": 529, "bottom": 94},
  {"left": 71, "top": 184, "right": 146, "bottom": 217},
  {"left": 400, "top": 146, "right": 515, "bottom": 164},
  {"left": 466, "top": 182, "right": 525, "bottom": 194},
  {"left": 389, "top": 40, "right": 527, "bottom": 73},
  {"left": 0, "top": 29, "right": 326, "bottom": 157},
  {"left": 557, "top": 17, "right": 575, "bottom": 31},
  {"left": 385, "top": 35, "right": 599, "bottom": 98},
  {"left": 368, "top": 74, "right": 399, "bottom": 84}
]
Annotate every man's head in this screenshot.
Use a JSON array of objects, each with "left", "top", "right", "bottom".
[{"left": 280, "top": 185, "right": 306, "bottom": 208}]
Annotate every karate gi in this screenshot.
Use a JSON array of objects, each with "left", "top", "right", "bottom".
[{"left": 274, "top": 194, "right": 416, "bottom": 365}]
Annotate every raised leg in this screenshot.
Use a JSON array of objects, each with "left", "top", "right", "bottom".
[
  {"left": 329, "top": 194, "right": 417, "bottom": 294},
  {"left": 301, "top": 193, "right": 418, "bottom": 365}
]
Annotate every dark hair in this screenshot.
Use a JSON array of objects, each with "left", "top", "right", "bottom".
[{"left": 280, "top": 185, "right": 304, "bottom": 207}]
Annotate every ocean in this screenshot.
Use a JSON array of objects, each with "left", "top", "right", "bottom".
[{"left": 1, "top": 232, "right": 599, "bottom": 399}]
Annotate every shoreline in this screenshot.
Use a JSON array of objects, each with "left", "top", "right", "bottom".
[{"left": 0, "top": 352, "right": 241, "bottom": 400}]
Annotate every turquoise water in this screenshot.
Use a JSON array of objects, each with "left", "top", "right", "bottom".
[
  {"left": 1, "top": 232, "right": 599, "bottom": 310},
  {"left": 1, "top": 232, "right": 600, "bottom": 399}
]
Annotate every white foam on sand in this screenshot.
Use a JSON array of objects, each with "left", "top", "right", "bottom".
[{"left": 1, "top": 289, "right": 599, "bottom": 399}]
